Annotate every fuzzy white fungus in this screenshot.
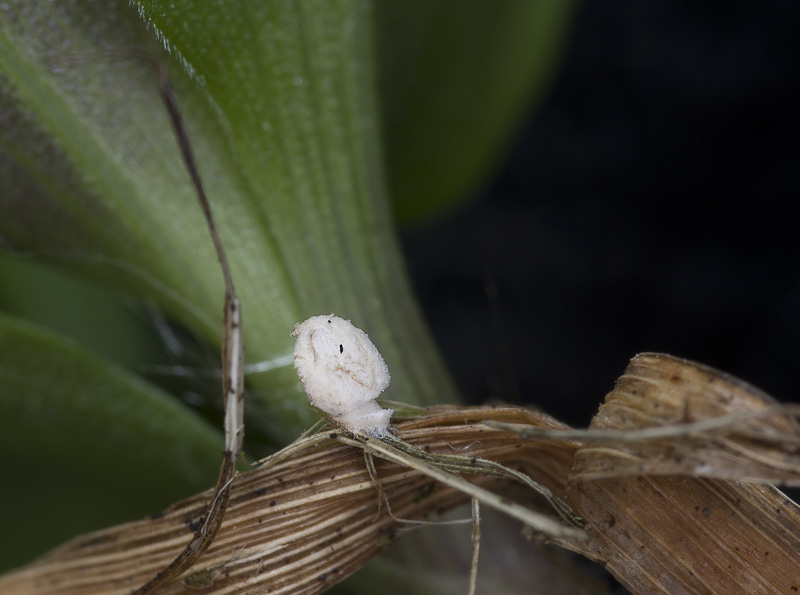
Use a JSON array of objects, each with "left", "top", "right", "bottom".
[{"left": 291, "top": 314, "right": 392, "bottom": 435}]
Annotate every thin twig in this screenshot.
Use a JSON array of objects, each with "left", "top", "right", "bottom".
[
  {"left": 333, "top": 433, "right": 588, "bottom": 542},
  {"left": 134, "top": 67, "right": 245, "bottom": 593},
  {"left": 483, "top": 404, "right": 800, "bottom": 443},
  {"left": 468, "top": 498, "right": 480, "bottom": 595}
]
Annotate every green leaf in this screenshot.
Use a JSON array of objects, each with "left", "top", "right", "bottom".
[
  {"left": 0, "top": 252, "right": 163, "bottom": 370},
  {"left": 0, "top": 0, "right": 458, "bottom": 443},
  {"left": 0, "top": 313, "right": 221, "bottom": 571},
  {"left": 0, "top": 0, "right": 579, "bottom": 586},
  {"left": 376, "top": 0, "right": 575, "bottom": 223}
]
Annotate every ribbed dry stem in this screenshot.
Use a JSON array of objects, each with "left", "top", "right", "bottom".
[
  {"left": 557, "top": 353, "right": 800, "bottom": 594},
  {"left": 0, "top": 406, "right": 577, "bottom": 595},
  {"left": 571, "top": 353, "right": 800, "bottom": 483},
  {"left": 5, "top": 354, "right": 800, "bottom": 594}
]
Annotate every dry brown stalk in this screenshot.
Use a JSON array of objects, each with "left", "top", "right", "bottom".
[
  {"left": 5, "top": 354, "right": 800, "bottom": 594},
  {"left": 557, "top": 353, "right": 800, "bottom": 594},
  {"left": 0, "top": 406, "right": 576, "bottom": 595}
]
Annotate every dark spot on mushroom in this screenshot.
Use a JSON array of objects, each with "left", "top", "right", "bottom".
[
  {"left": 339, "top": 344, "right": 343, "bottom": 353},
  {"left": 270, "top": 500, "right": 276, "bottom": 507},
  {"left": 255, "top": 487, "right": 268, "bottom": 495}
]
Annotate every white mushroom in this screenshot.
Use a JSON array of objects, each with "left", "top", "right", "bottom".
[{"left": 291, "top": 314, "right": 392, "bottom": 435}]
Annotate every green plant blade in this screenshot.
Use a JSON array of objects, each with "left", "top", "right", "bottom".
[
  {"left": 376, "top": 0, "right": 575, "bottom": 223},
  {"left": 0, "top": 252, "right": 163, "bottom": 370},
  {"left": 0, "top": 312, "right": 221, "bottom": 571},
  {"left": 0, "top": 0, "right": 458, "bottom": 442}
]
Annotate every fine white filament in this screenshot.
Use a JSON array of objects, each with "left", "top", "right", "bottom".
[{"left": 291, "top": 314, "right": 392, "bottom": 435}]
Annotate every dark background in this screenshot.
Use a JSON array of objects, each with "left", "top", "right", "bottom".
[{"left": 401, "top": 0, "right": 800, "bottom": 427}]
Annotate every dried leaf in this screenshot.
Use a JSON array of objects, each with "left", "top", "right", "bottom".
[
  {"left": 564, "top": 353, "right": 800, "bottom": 594},
  {"left": 0, "top": 407, "right": 577, "bottom": 594},
  {"left": 572, "top": 353, "right": 800, "bottom": 483},
  {"left": 7, "top": 355, "right": 800, "bottom": 594}
]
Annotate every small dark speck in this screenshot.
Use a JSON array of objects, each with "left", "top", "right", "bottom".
[
  {"left": 424, "top": 445, "right": 431, "bottom": 451},
  {"left": 317, "top": 573, "right": 327, "bottom": 582},
  {"left": 270, "top": 500, "right": 276, "bottom": 507},
  {"left": 255, "top": 487, "right": 268, "bottom": 495},
  {"left": 278, "top": 477, "right": 285, "bottom": 484},
  {"left": 329, "top": 433, "right": 337, "bottom": 439},
  {"left": 339, "top": 344, "right": 343, "bottom": 353},
  {"left": 764, "top": 551, "right": 769, "bottom": 556},
  {"left": 470, "top": 458, "right": 477, "bottom": 464},
  {"left": 694, "top": 506, "right": 700, "bottom": 511},
  {"left": 283, "top": 557, "right": 291, "bottom": 564},
  {"left": 515, "top": 444, "right": 522, "bottom": 448},
  {"left": 790, "top": 586, "right": 797, "bottom": 591},
  {"left": 330, "top": 475, "right": 336, "bottom": 480},
  {"left": 327, "top": 320, "right": 331, "bottom": 323},
  {"left": 78, "top": 534, "right": 117, "bottom": 548},
  {"left": 702, "top": 507, "right": 711, "bottom": 518}
]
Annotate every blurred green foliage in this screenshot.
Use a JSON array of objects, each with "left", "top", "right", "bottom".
[{"left": 0, "top": 0, "right": 572, "bottom": 582}]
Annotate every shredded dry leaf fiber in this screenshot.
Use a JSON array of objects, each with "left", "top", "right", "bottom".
[
  {"left": 0, "top": 406, "right": 577, "bottom": 595},
  {"left": 566, "top": 353, "right": 800, "bottom": 594}
]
